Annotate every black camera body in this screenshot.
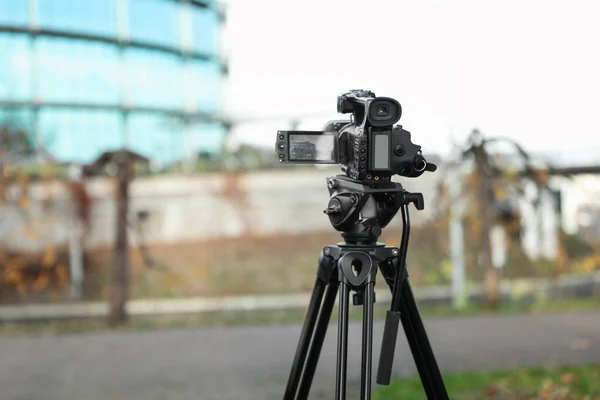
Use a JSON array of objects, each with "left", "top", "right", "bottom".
[{"left": 276, "top": 90, "right": 435, "bottom": 184}]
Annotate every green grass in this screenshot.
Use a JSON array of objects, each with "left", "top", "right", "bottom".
[
  {"left": 373, "top": 364, "right": 600, "bottom": 399},
  {"left": 1, "top": 297, "right": 599, "bottom": 337}
]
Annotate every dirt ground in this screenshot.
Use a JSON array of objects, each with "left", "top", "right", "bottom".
[
  {"left": 82, "top": 220, "right": 580, "bottom": 300},
  {"left": 84, "top": 227, "right": 439, "bottom": 299}
]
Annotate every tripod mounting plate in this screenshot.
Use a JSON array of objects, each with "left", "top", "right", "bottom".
[
  {"left": 319, "top": 244, "right": 400, "bottom": 291},
  {"left": 327, "top": 175, "right": 404, "bottom": 194}
]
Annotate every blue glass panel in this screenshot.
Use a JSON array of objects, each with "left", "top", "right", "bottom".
[
  {"left": 125, "top": 49, "right": 182, "bottom": 108},
  {"left": 37, "top": 0, "right": 117, "bottom": 36},
  {"left": 192, "top": 122, "right": 225, "bottom": 154},
  {"left": 191, "top": 7, "right": 219, "bottom": 56},
  {"left": 0, "top": 0, "right": 28, "bottom": 26},
  {"left": 39, "top": 109, "right": 122, "bottom": 162},
  {"left": 0, "top": 33, "right": 32, "bottom": 101},
  {"left": 0, "top": 108, "right": 34, "bottom": 132},
  {"left": 128, "top": 0, "right": 178, "bottom": 47},
  {"left": 37, "top": 38, "right": 120, "bottom": 104},
  {"left": 191, "top": 61, "right": 221, "bottom": 113},
  {"left": 128, "top": 112, "right": 183, "bottom": 166}
]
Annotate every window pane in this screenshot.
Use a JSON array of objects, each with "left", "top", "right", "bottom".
[
  {"left": 0, "top": 33, "right": 32, "bottom": 101},
  {"left": 0, "top": 108, "right": 34, "bottom": 132},
  {"left": 37, "top": 0, "right": 117, "bottom": 36},
  {"left": 0, "top": 0, "right": 28, "bottom": 26},
  {"left": 191, "top": 7, "right": 219, "bottom": 56},
  {"left": 128, "top": 0, "right": 178, "bottom": 47},
  {"left": 190, "top": 61, "right": 221, "bottom": 113},
  {"left": 128, "top": 112, "right": 183, "bottom": 167},
  {"left": 39, "top": 109, "right": 122, "bottom": 162},
  {"left": 125, "top": 49, "right": 182, "bottom": 108},
  {"left": 37, "top": 38, "right": 120, "bottom": 104}
]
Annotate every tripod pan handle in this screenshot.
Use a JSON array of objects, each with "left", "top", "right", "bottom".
[{"left": 376, "top": 310, "right": 401, "bottom": 385}]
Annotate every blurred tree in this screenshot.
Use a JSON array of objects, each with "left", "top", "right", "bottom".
[
  {"left": 436, "top": 129, "right": 565, "bottom": 308},
  {"left": 562, "top": 232, "right": 595, "bottom": 260},
  {"left": 469, "top": 130, "right": 501, "bottom": 307},
  {"left": 0, "top": 124, "right": 34, "bottom": 159},
  {"left": 86, "top": 149, "right": 149, "bottom": 326}
]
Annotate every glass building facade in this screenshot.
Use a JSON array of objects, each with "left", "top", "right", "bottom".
[{"left": 0, "top": 0, "right": 226, "bottom": 166}]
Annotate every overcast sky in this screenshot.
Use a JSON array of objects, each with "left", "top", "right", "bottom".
[{"left": 221, "top": 0, "right": 600, "bottom": 159}]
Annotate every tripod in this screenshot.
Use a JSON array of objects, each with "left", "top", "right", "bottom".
[{"left": 283, "top": 176, "right": 449, "bottom": 400}]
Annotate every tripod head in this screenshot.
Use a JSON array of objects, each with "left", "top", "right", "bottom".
[{"left": 323, "top": 175, "right": 424, "bottom": 244}]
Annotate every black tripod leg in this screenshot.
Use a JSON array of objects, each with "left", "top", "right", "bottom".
[
  {"left": 379, "top": 262, "right": 448, "bottom": 399},
  {"left": 398, "top": 278, "right": 449, "bottom": 399},
  {"left": 296, "top": 280, "right": 339, "bottom": 400},
  {"left": 335, "top": 282, "right": 350, "bottom": 400},
  {"left": 284, "top": 277, "right": 327, "bottom": 400},
  {"left": 360, "top": 282, "right": 375, "bottom": 400}
]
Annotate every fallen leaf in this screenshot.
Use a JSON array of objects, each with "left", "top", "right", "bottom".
[
  {"left": 41, "top": 246, "right": 57, "bottom": 267},
  {"left": 16, "top": 282, "right": 28, "bottom": 295},
  {"left": 5, "top": 257, "right": 25, "bottom": 271},
  {"left": 49, "top": 288, "right": 61, "bottom": 302},
  {"left": 538, "top": 379, "right": 556, "bottom": 399},
  {"left": 5, "top": 269, "right": 21, "bottom": 284},
  {"left": 485, "top": 382, "right": 501, "bottom": 396},
  {"left": 56, "top": 265, "right": 70, "bottom": 283},
  {"left": 33, "top": 273, "right": 50, "bottom": 291},
  {"left": 560, "top": 372, "right": 575, "bottom": 384}
]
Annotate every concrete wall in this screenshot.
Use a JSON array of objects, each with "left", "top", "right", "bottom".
[
  {"left": 1, "top": 170, "right": 438, "bottom": 252},
  {"left": 0, "top": 183, "right": 77, "bottom": 253}
]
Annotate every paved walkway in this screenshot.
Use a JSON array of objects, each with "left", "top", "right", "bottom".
[{"left": 0, "top": 310, "right": 599, "bottom": 400}]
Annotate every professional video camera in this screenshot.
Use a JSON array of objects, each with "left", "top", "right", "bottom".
[{"left": 275, "top": 89, "right": 436, "bottom": 184}]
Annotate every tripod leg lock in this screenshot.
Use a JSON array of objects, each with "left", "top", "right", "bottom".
[
  {"left": 382, "top": 257, "right": 409, "bottom": 298},
  {"left": 316, "top": 246, "right": 339, "bottom": 284}
]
